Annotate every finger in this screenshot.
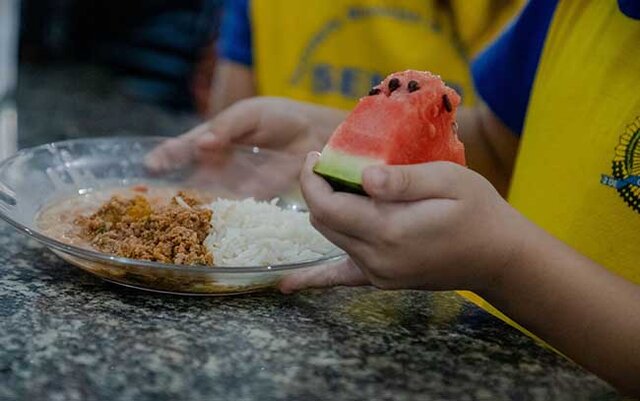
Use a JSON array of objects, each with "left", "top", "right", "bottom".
[
  {"left": 278, "top": 258, "right": 369, "bottom": 294},
  {"left": 196, "top": 99, "right": 262, "bottom": 150},
  {"left": 309, "top": 214, "right": 368, "bottom": 253},
  {"left": 362, "top": 161, "right": 469, "bottom": 202},
  {"left": 234, "top": 160, "right": 300, "bottom": 199},
  {"left": 145, "top": 123, "right": 211, "bottom": 172},
  {"left": 300, "top": 153, "right": 381, "bottom": 240}
]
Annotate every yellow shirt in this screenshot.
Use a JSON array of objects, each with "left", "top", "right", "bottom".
[
  {"left": 247, "top": 0, "right": 523, "bottom": 109},
  {"left": 465, "top": 0, "right": 640, "bottom": 332},
  {"left": 512, "top": 1, "right": 640, "bottom": 283}
]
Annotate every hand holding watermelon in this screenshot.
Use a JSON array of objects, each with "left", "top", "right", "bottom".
[
  {"left": 279, "top": 70, "right": 525, "bottom": 293},
  {"left": 279, "top": 151, "right": 527, "bottom": 293}
]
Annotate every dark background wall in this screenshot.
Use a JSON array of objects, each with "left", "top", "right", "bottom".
[{"left": 19, "top": 0, "right": 222, "bottom": 111}]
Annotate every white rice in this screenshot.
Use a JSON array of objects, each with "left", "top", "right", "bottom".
[{"left": 204, "top": 198, "right": 337, "bottom": 266}]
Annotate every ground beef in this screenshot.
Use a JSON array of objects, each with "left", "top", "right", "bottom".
[{"left": 75, "top": 191, "right": 213, "bottom": 265}]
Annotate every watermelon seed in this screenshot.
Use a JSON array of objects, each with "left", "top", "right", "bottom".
[
  {"left": 389, "top": 78, "right": 401, "bottom": 93},
  {"left": 368, "top": 88, "right": 381, "bottom": 96},
  {"left": 408, "top": 80, "right": 420, "bottom": 92},
  {"left": 442, "top": 94, "right": 452, "bottom": 112}
]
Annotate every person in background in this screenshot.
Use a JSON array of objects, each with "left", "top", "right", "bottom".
[
  {"left": 20, "top": 0, "right": 222, "bottom": 111},
  {"left": 210, "top": 0, "right": 523, "bottom": 114},
  {"left": 151, "top": 0, "right": 640, "bottom": 394},
  {"left": 82, "top": 0, "right": 222, "bottom": 111}
]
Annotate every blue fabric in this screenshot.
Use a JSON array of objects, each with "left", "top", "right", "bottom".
[
  {"left": 471, "top": 0, "right": 558, "bottom": 136},
  {"left": 96, "top": 0, "right": 222, "bottom": 110},
  {"left": 217, "top": 0, "right": 253, "bottom": 66},
  {"left": 618, "top": 0, "right": 640, "bottom": 19}
]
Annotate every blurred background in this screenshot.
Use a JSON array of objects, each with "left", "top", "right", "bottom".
[
  {"left": 0, "top": 0, "right": 19, "bottom": 159},
  {"left": 20, "top": 0, "right": 221, "bottom": 111},
  {"left": 2, "top": 0, "right": 222, "bottom": 153},
  {"left": 1, "top": 0, "right": 523, "bottom": 156}
]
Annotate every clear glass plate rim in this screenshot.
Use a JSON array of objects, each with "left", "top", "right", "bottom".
[
  {"left": 0, "top": 135, "right": 296, "bottom": 162},
  {"left": 0, "top": 136, "right": 347, "bottom": 273}
]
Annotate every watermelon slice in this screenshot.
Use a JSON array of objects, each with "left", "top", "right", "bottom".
[{"left": 314, "top": 70, "right": 465, "bottom": 195}]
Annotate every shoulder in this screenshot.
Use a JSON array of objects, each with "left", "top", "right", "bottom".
[{"left": 471, "top": 0, "right": 558, "bottom": 136}]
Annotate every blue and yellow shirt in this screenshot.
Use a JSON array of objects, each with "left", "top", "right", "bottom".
[
  {"left": 467, "top": 0, "right": 640, "bottom": 318},
  {"left": 218, "top": 0, "right": 523, "bottom": 109}
]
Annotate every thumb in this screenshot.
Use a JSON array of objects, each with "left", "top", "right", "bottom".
[
  {"left": 277, "top": 258, "right": 369, "bottom": 294},
  {"left": 196, "top": 98, "right": 263, "bottom": 150},
  {"left": 362, "top": 161, "right": 468, "bottom": 202}
]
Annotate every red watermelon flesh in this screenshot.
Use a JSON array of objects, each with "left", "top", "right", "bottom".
[{"left": 314, "top": 70, "right": 465, "bottom": 194}]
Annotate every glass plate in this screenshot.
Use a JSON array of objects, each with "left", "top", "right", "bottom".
[{"left": 0, "top": 136, "right": 345, "bottom": 295}]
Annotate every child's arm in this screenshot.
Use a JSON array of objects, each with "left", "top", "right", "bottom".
[
  {"left": 282, "top": 154, "right": 640, "bottom": 396},
  {"left": 482, "top": 222, "right": 640, "bottom": 395},
  {"left": 456, "top": 104, "right": 519, "bottom": 196},
  {"left": 210, "top": 60, "right": 257, "bottom": 116}
]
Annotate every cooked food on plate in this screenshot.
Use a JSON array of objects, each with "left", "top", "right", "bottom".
[{"left": 37, "top": 186, "right": 336, "bottom": 267}]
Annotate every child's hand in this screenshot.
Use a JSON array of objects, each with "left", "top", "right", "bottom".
[
  {"left": 146, "top": 97, "right": 345, "bottom": 172},
  {"left": 279, "top": 152, "right": 527, "bottom": 293}
]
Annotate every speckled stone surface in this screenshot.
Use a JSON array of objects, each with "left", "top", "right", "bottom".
[
  {"left": 0, "top": 65, "right": 621, "bottom": 401},
  {"left": 0, "top": 225, "right": 621, "bottom": 401}
]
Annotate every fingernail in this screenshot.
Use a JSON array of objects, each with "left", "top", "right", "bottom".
[
  {"left": 306, "top": 152, "right": 320, "bottom": 164},
  {"left": 366, "top": 167, "right": 388, "bottom": 189}
]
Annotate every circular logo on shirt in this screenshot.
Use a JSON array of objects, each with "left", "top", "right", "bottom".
[
  {"left": 288, "top": 5, "right": 467, "bottom": 105},
  {"left": 601, "top": 116, "right": 640, "bottom": 213}
]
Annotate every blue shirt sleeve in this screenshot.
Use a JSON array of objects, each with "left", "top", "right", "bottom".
[
  {"left": 618, "top": 0, "right": 640, "bottom": 19},
  {"left": 217, "top": 0, "right": 253, "bottom": 66},
  {"left": 471, "top": 0, "right": 558, "bottom": 135}
]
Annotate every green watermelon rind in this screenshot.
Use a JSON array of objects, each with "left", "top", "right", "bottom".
[
  {"left": 313, "top": 148, "right": 381, "bottom": 196},
  {"left": 314, "top": 171, "right": 367, "bottom": 196}
]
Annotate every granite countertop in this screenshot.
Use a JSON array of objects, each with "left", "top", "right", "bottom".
[{"left": 0, "top": 64, "right": 620, "bottom": 401}]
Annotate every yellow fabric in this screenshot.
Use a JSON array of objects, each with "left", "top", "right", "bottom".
[
  {"left": 469, "top": 1, "right": 640, "bottom": 332},
  {"left": 510, "top": 1, "right": 640, "bottom": 283},
  {"left": 250, "top": 0, "right": 523, "bottom": 109},
  {"left": 460, "top": 291, "right": 545, "bottom": 344}
]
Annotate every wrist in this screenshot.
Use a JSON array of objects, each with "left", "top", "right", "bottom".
[{"left": 474, "top": 209, "right": 532, "bottom": 298}]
